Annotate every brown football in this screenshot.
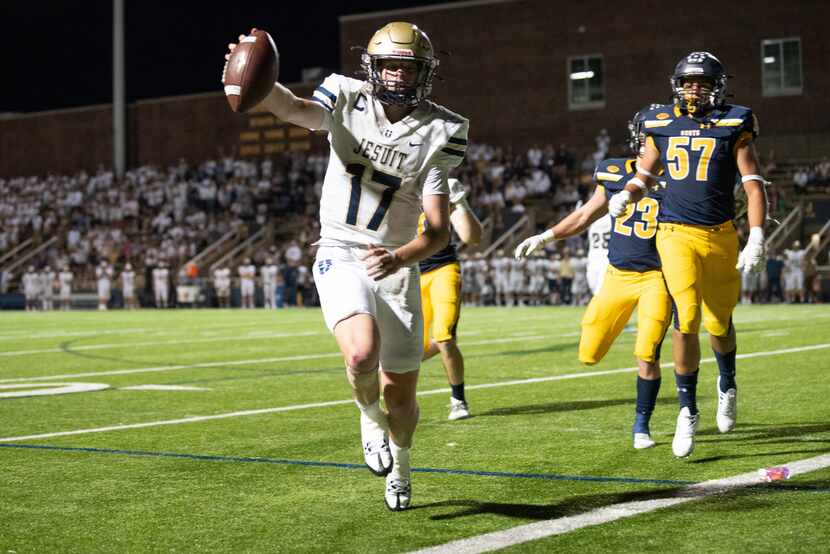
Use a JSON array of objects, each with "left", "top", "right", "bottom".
[{"left": 223, "top": 28, "right": 279, "bottom": 113}]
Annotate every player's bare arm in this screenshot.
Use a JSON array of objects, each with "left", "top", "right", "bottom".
[
  {"left": 514, "top": 186, "right": 607, "bottom": 258},
  {"left": 624, "top": 139, "right": 663, "bottom": 201},
  {"left": 736, "top": 141, "right": 768, "bottom": 229},
  {"left": 450, "top": 207, "right": 482, "bottom": 246},
  {"left": 225, "top": 34, "right": 325, "bottom": 130},
  {"left": 364, "top": 193, "right": 451, "bottom": 280},
  {"left": 551, "top": 185, "right": 609, "bottom": 239},
  {"left": 735, "top": 140, "right": 768, "bottom": 273},
  {"left": 447, "top": 179, "right": 482, "bottom": 246},
  {"left": 608, "top": 139, "right": 662, "bottom": 216}
]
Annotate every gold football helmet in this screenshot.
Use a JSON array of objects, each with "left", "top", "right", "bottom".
[{"left": 361, "top": 22, "right": 439, "bottom": 107}]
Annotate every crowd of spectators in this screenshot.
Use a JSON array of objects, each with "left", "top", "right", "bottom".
[
  {"left": 1, "top": 132, "right": 826, "bottom": 307},
  {"left": 792, "top": 157, "right": 830, "bottom": 193}
]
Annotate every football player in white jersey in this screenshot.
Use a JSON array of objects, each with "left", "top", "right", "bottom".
[
  {"left": 96, "top": 261, "right": 113, "bottom": 311},
  {"left": 226, "top": 22, "right": 466, "bottom": 511},
  {"left": 22, "top": 266, "right": 39, "bottom": 311},
  {"left": 571, "top": 249, "right": 590, "bottom": 305},
  {"left": 586, "top": 214, "right": 611, "bottom": 295},
  {"left": 260, "top": 258, "right": 279, "bottom": 309},
  {"left": 238, "top": 258, "right": 256, "bottom": 309},
  {"left": 491, "top": 252, "right": 510, "bottom": 306},
  {"left": 152, "top": 262, "right": 170, "bottom": 309},
  {"left": 783, "top": 240, "right": 806, "bottom": 303},
  {"left": 40, "top": 266, "right": 56, "bottom": 311},
  {"left": 121, "top": 263, "right": 137, "bottom": 309},
  {"left": 58, "top": 266, "right": 74, "bottom": 311},
  {"left": 213, "top": 266, "right": 232, "bottom": 308}
]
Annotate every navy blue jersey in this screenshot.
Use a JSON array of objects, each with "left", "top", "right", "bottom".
[
  {"left": 594, "top": 158, "right": 663, "bottom": 272},
  {"left": 417, "top": 212, "right": 458, "bottom": 273},
  {"left": 642, "top": 103, "right": 757, "bottom": 225}
]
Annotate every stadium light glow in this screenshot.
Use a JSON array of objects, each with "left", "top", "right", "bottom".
[
  {"left": 763, "top": 56, "right": 776, "bottom": 64},
  {"left": 570, "top": 70, "right": 595, "bottom": 80}
]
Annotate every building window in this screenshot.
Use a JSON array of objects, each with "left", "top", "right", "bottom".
[
  {"left": 762, "top": 38, "right": 802, "bottom": 96},
  {"left": 568, "top": 55, "right": 605, "bottom": 110}
]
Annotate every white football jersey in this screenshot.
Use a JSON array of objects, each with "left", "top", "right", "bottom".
[
  {"left": 238, "top": 264, "right": 256, "bottom": 283},
  {"left": 59, "top": 271, "right": 73, "bottom": 290},
  {"left": 23, "top": 272, "right": 39, "bottom": 295},
  {"left": 784, "top": 249, "right": 806, "bottom": 271},
  {"left": 213, "top": 268, "right": 231, "bottom": 290},
  {"left": 122, "top": 271, "right": 135, "bottom": 289},
  {"left": 572, "top": 256, "right": 589, "bottom": 276},
  {"left": 41, "top": 271, "right": 56, "bottom": 293},
  {"left": 587, "top": 214, "right": 611, "bottom": 262},
  {"left": 313, "top": 73, "right": 468, "bottom": 248},
  {"left": 260, "top": 264, "right": 278, "bottom": 286},
  {"left": 153, "top": 268, "right": 169, "bottom": 287},
  {"left": 96, "top": 266, "right": 113, "bottom": 281}
]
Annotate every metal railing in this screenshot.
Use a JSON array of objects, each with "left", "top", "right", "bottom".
[
  {"left": 0, "top": 237, "right": 34, "bottom": 267},
  {"left": 2, "top": 236, "right": 59, "bottom": 277},
  {"left": 483, "top": 214, "right": 532, "bottom": 258},
  {"left": 209, "top": 227, "right": 267, "bottom": 272},
  {"left": 765, "top": 204, "right": 802, "bottom": 252},
  {"left": 185, "top": 227, "right": 241, "bottom": 272}
]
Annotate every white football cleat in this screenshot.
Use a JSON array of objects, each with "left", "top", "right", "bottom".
[
  {"left": 716, "top": 377, "right": 737, "bottom": 433},
  {"left": 360, "top": 412, "right": 393, "bottom": 476},
  {"left": 448, "top": 397, "right": 471, "bottom": 421},
  {"left": 672, "top": 406, "right": 700, "bottom": 458},
  {"left": 633, "top": 432, "right": 656, "bottom": 450},
  {"left": 384, "top": 474, "right": 412, "bottom": 511}
]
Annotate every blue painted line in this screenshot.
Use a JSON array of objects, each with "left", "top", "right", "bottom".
[
  {"left": 1, "top": 443, "right": 687, "bottom": 486},
  {"left": 2, "top": 443, "right": 828, "bottom": 493}
]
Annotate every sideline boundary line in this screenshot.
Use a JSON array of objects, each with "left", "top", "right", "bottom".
[
  {"left": 0, "top": 443, "right": 694, "bottom": 487},
  {"left": 4, "top": 443, "right": 829, "bottom": 495},
  {"left": 408, "top": 453, "right": 830, "bottom": 554},
  {"left": 0, "top": 343, "right": 827, "bottom": 443}
]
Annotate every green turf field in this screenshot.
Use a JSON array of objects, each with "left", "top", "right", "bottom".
[{"left": 1, "top": 305, "right": 828, "bottom": 552}]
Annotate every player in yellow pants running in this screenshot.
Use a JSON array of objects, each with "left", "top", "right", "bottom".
[
  {"left": 419, "top": 178, "right": 483, "bottom": 420},
  {"left": 516, "top": 109, "right": 671, "bottom": 449}
]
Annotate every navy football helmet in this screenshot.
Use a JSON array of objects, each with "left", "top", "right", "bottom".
[
  {"left": 627, "top": 104, "right": 664, "bottom": 155},
  {"left": 670, "top": 51, "right": 728, "bottom": 114}
]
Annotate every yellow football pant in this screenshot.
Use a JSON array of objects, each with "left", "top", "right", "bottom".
[
  {"left": 579, "top": 266, "right": 671, "bottom": 364},
  {"left": 421, "top": 262, "right": 462, "bottom": 353},
  {"left": 656, "top": 222, "right": 740, "bottom": 336}
]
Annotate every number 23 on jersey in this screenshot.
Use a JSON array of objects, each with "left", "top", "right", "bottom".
[{"left": 614, "top": 197, "right": 659, "bottom": 239}]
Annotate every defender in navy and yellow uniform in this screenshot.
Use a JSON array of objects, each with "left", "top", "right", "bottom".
[
  {"left": 608, "top": 52, "right": 769, "bottom": 458},
  {"left": 515, "top": 107, "right": 673, "bottom": 449},
  {"left": 580, "top": 157, "right": 670, "bottom": 366},
  {"left": 419, "top": 178, "right": 483, "bottom": 421}
]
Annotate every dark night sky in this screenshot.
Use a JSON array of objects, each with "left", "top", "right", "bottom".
[{"left": 3, "top": 0, "right": 450, "bottom": 113}]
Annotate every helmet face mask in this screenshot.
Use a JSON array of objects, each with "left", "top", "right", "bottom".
[
  {"left": 361, "top": 22, "right": 439, "bottom": 107},
  {"left": 670, "top": 51, "right": 728, "bottom": 115},
  {"left": 627, "top": 103, "right": 664, "bottom": 155}
]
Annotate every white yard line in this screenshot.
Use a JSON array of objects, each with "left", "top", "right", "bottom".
[
  {"left": 0, "top": 331, "right": 324, "bottom": 357},
  {"left": 0, "top": 328, "right": 153, "bottom": 342},
  {"left": 0, "top": 343, "right": 827, "bottom": 443},
  {"left": 408, "top": 453, "right": 830, "bottom": 554},
  {"left": 0, "top": 335, "right": 550, "bottom": 383},
  {"left": 0, "top": 320, "right": 307, "bottom": 343}
]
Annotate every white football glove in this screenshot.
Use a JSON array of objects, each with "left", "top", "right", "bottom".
[
  {"left": 736, "top": 227, "right": 766, "bottom": 274},
  {"left": 448, "top": 178, "right": 468, "bottom": 205},
  {"left": 514, "top": 229, "right": 555, "bottom": 259},
  {"left": 608, "top": 190, "right": 633, "bottom": 218}
]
